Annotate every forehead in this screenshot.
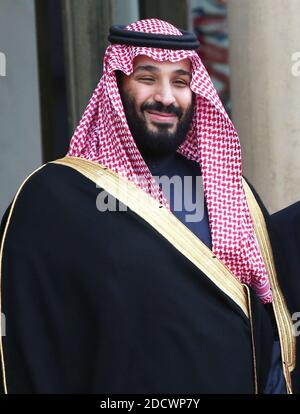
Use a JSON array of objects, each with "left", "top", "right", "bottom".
[{"left": 132, "top": 55, "right": 192, "bottom": 74}]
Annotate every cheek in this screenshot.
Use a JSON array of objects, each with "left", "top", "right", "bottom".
[
  {"left": 132, "top": 89, "right": 153, "bottom": 110},
  {"left": 125, "top": 82, "right": 155, "bottom": 108},
  {"left": 177, "top": 90, "right": 193, "bottom": 112}
]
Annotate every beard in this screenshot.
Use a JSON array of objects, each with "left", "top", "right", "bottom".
[{"left": 120, "top": 92, "right": 195, "bottom": 158}]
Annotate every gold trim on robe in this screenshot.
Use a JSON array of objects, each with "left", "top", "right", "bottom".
[
  {"left": 0, "top": 156, "right": 296, "bottom": 394},
  {"left": 242, "top": 178, "right": 296, "bottom": 394},
  {"left": 52, "top": 157, "right": 250, "bottom": 317},
  {"left": 0, "top": 164, "right": 48, "bottom": 395}
]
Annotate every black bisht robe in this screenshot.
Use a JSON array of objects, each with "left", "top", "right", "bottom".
[
  {"left": 271, "top": 202, "right": 300, "bottom": 393},
  {"left": 0, "top": 161, "right": 284, "bottom": 394}
]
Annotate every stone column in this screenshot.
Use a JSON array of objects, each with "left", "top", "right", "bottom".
[
  {"left": 139, "top": 0, "right": 190, "bottom": 30},
  {"left": 61, "top": 0, "right": 113, "bottom": 131},
  {"left": 0, "top": 0, "right": 42, "bottom": 218},
  {"left": 227, "top": 0, "right": 300, "bottom": 213}
]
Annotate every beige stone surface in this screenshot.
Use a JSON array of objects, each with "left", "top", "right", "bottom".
[{"left": 228, "top": 0, "right": 300, "bottom": 213}]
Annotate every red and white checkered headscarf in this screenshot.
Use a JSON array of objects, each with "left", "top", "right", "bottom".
[{"left": 67, "top": 19, "right": 272, "bottom": 303}]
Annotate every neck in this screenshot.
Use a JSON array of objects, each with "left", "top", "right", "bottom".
[{"left": 142, "top": 151, "right": 177, "bottom": 172}]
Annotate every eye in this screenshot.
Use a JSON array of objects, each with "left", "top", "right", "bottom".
[
  {"left": 138, "top": 76, "right": 155, "bottom": 83},
  {"left": 173, "top": 79, "right": 188, "bottom": 87}
]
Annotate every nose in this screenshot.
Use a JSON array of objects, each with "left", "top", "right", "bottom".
[{"left": 153, "top": 83, "right": 176, "bottom": 107}]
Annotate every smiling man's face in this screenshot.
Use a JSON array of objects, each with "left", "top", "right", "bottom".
[{"left": 118, "top": 55, "right": 194, "bottom": 157}]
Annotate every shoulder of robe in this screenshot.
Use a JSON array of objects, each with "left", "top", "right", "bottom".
[
  {"left": 271, "top": 201, "right": 300, "bottom": 227},
  {"left": 5, "top": 163, "right": 59, "bottom": 213},
  {"left": 11, "top": 161, "right": 85, "bottom": 205},
  {"left": 1, "top": 161, "right": 97, "bottom": 244}
]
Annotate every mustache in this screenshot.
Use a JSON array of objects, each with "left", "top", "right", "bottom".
[{"left": 141, "top": 102, "right": 182, "bottom": 118}]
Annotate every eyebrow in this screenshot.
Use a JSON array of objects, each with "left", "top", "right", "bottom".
[{"left": 134, "top": 65, "right": 192, "bottom": 78}]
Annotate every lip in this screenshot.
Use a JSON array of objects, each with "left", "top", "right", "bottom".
[{"left": 145, "top": 110, "right": 177, "bottom": 123}]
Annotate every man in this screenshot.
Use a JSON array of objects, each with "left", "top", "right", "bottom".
[
  {"left": 0, "top": 19, "right": 295, "bottom": 394},
  {"left": 270, "top": 202, "right": 300, "bottom": 393}
]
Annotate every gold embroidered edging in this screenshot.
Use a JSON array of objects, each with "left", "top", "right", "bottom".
[
  {"left": 52, "top": 156, "right": 249, "bottom": 318},
  {"left": 3, "top": 158, "right": 287, "bottom": 395},
  {"left": 0, "top": 164, "right": 48, "bottom": 395},
  {"left": 242, "top": 178, "right": 296, "bottom": 394},
  {"left": 243, "top": 284, "right": 258, "bottom": 394}
]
